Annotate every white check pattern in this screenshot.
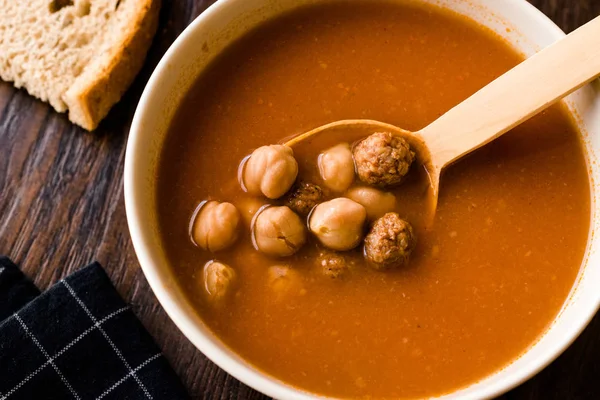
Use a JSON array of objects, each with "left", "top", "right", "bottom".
[
  {"left": 0, "top": 282, "right": 162, "bottom": 400},
  {"left": 12, "top": 314, "right": 82, "bottom": 400},
  {"left": 0, "top": 307, "right": 129, "bottom": 400},
  {"left": 95, "top": 354, "right": 162, "bottom": 400},
  {"left": 62, "top": 281, "right": 155, "bottom": 399}
]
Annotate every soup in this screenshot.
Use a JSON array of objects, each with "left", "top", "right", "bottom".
[{"left": 156, "top": 1, "right": 590, "bottom": 398}]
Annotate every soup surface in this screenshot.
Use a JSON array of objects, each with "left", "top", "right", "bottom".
[{"left": 157, "top": 1, "right": 590, "bottom": 398}]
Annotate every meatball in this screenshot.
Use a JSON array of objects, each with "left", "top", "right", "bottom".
[
  {"left": 316, "top": 251, "right": 349, "bottom": 279},
  {"left": 318, "top": 143, "right": 355, "bottom": 192},
  {"left": 203, "top": 260, "right": 237, "bottom": 302},
  {"left": 353, "top": 132, "right": 415, "bottom": 187},
  {"left": 309, "top": 198, "right": 366, "bottom": 251},
  {"left": 284, "top": 181, "right": 323, "bottom": 216},
  {"left": 241, "top": 145, "right": 298, "bottom": 199},
  {"left": 346, "top": 186, "right": 396, "bottom": 220},
  {"left": 252, "top": 206, "right": 307, "bottom": 257},
  {"left": 191, "top": 201, "right": 241, "bottom": 252},
  {"left": 267, "top": 265, "right": 304, "bottom": 300},
  {"left": 364, "top": 213, "right": 416, "bottom": 270}
]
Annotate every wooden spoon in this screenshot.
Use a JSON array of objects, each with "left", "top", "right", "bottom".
[{"left": 286, "top": 15, "right": 600, "bottom": 212}]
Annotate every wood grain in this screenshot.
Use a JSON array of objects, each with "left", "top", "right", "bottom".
[{"left": 0, "top": 1, "right": 598, "bottom": 399}]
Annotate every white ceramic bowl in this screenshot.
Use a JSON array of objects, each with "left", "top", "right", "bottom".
[{"left": 125, "top": 0, "right": 600, "bottom": 398}]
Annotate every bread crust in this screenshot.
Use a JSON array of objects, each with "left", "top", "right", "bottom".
[{"left": 64, "top": 0, "right": 160, "bottom": 130}]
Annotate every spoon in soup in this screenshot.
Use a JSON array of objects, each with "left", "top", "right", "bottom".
[{"left": 285, "top": 15, "right": 600, "bottom": 212}]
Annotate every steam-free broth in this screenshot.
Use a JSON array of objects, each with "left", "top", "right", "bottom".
[{"left": 156, "top": 2, "right": 590, "bottom": 398}]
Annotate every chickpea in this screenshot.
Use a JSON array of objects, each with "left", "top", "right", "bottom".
[
  {"left": 191, "top": 201, "right": 241, "bottom": 252},
  {"left": 242, "top": 145, "right": 298, "bottom": 199},
  {"left": 252, "top": 206, "right": 307, "bottom": 257},
  {"left": 318, "top": 143, "right": 355, "bottom": 192},
  {"left": 346, "top": 186, "right": 396, "bottom": 220},
  {"left": 203, "top": 260, "right": 237, "bottom": 302},
  {"left": 309, "top": 198, "right": 366, "bottom": 251},
  {"left": 267, "top": 265, "right": 304, "bottom": 300}
]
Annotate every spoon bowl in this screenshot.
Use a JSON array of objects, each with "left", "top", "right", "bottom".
[{"left": 284, "top": 119, "right": 439, "bottom": 213}]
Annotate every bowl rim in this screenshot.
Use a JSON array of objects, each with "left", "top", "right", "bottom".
[{"left": 124, "top": 0, "right": 600, "bottom": 399}]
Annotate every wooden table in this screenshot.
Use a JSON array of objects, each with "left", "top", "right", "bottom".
[{"left": 1, "top": 1, "right": 598, "bottom": 399}]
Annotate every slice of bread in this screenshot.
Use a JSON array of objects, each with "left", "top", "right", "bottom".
[{"left": 0, "top": 0, "right": 160, "bottom": 130}]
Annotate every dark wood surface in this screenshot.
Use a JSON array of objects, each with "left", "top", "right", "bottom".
[{"left": 1, "top": 1, "right": 599, "bottom": 399}]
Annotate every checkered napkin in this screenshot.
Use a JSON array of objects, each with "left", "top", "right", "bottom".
[{"left": 0, "top": 256, "right": 189, "bottom": 400}]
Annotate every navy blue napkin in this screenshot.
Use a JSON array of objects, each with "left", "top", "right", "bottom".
[{"left": 0, "top": 256, "right": 189, "bottom": 400}]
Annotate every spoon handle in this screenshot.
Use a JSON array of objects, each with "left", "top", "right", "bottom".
[{"left": 418, "top": 15, "right": 600, "bottom": 170}]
